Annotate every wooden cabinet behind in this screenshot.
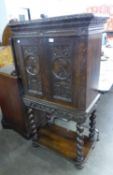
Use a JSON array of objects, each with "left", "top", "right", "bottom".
[{"left": 0, "top": 73, "right": 30, "bottom": 138}]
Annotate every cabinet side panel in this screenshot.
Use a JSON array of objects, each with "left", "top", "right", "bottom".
[
  {"left": 86, "top": 32, "right": 102, "bottom": 109},
  {"left": 72, "top": 36, "right": 87, "bottom": 110}
]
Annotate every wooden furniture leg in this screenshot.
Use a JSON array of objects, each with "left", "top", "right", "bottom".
[
  {"left": 27, "top": 108, "right": 39, "bottom": 147},
  {"left": 89, "top": 110, "right": 96, "bottom": 142},
  {"left": 76, "top": 122, "right": 84, "bottom": 169}
]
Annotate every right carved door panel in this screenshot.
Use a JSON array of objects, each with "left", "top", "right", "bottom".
[{"left": 45, "top": 36, "right": 76, "bottom": 103}]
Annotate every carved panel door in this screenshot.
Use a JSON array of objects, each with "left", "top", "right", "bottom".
[
  {"left": 13, "top": 35, "right": 84, "bottom": 107},
  {"left": 13, "top": 37, "right": 43, "bottom": 97},
  {"left": 44, "top": 36, "right": 77, "bottom": 104}
]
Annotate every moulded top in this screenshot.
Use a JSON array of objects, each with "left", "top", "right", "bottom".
[{"left": 9, "top": 13, "right": 108, "bottom": 32}]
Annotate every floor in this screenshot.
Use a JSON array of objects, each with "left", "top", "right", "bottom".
[{"left": 0, "top": 88, "right": 113, "bottom": 175}]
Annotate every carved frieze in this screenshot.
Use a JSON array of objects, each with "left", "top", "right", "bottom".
[{"left": 23, "top": 98, "right": 86, "bottom": 123}]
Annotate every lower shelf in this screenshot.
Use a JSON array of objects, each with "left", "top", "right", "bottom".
[{"left": 38, "top": 124, "right": 91, "bottom": 160}]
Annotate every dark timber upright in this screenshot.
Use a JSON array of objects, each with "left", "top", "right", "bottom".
[{"left": 7, "top": 13, "right": 107, "bottom": 168}]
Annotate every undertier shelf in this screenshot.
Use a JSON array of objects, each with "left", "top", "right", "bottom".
[{"left": 38, "top": 124, "right": 92, "bottom": 160}]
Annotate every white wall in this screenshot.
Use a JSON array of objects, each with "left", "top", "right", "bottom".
[
  {"left": 1, "top": 1, "right": 112, "bottom": 23},
  {"left": 0, "top": 0, "right": 8, "bottom": 42},
  {"left": 0, "top": 0, "right": 111, "bottom": 42},
  {"left": 5, "top": 0, "right": 113, "bottom": 21}
]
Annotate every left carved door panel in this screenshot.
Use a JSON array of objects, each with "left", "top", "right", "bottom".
[{"left": 13, "top": 37, "right": 43, "bottom": 97}]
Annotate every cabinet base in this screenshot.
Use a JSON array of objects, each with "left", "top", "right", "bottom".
[{"left": 37, "top": 124, "right": 92, "bottom": 165}]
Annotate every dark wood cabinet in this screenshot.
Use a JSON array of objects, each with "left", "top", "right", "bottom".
[
  {"left": 9, "top": 13, "right": 107, "bottom": 168},
  {"left": 10, "top": 14, "right": 106, "bottom": 113},
  {"left": 0, "top": 73, "right": 29, "bottom": 138}
]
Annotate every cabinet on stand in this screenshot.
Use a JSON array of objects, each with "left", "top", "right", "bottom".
[{"left": 8, "top": 13, "right": 107, "bottom": 168}]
